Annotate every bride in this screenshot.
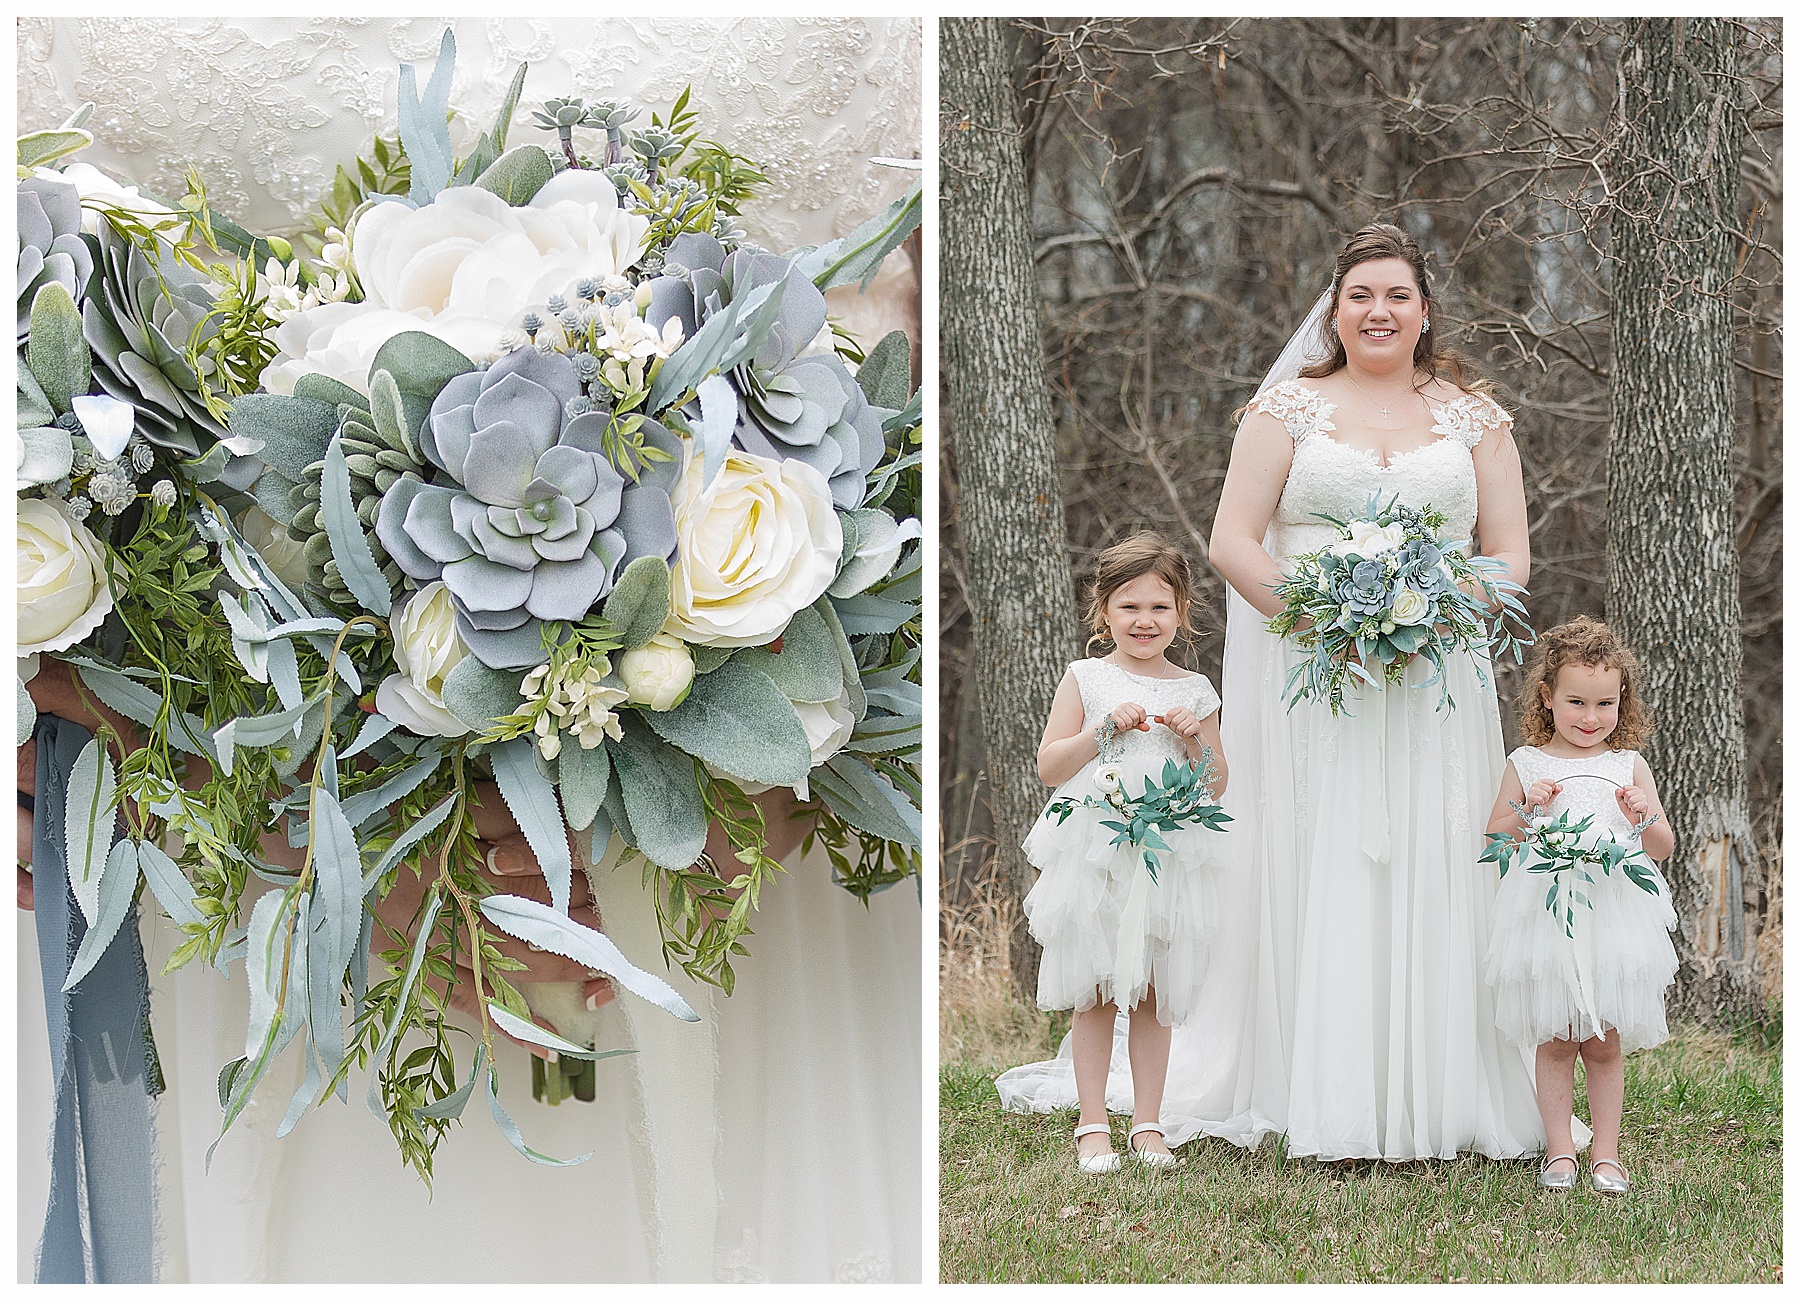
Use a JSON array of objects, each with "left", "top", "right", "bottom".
[
  {"left": 17, "top": 17, "right": 920, "bottom": 1283},
  {"left": 1002, "top": 222, "right": 1553, "bottom": 1162}
]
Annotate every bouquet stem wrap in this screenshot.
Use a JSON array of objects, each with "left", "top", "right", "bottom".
[{"left": 31, "top": 716, "right": 157, "bottom": 1284}]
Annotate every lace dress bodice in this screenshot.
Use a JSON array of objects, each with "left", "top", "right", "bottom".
[
  {"left": 1510, "top": 745, "right": 1641, "bottom": 842},
  {"left": 1250, "top": 379, "right": 1511, "bottom": 562},
  {"left": 1069, "top": 658, "right": 1221, "bottom": 769}
]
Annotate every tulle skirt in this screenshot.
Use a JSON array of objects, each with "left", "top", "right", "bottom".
[
  {"left": 1002, "top": 637, "right": 1561, "bottom": 1161},
  {"left": 1021, "top": 758, "right": 1225, "bottom": 1027},
  {"left": 1485, "top": 842, "right": 1678, "bottom": 1052}
]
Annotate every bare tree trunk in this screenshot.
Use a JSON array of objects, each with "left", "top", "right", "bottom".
[
  {"left": 942, "top": 17, "right": 1081, "bottom": 997},
  {"left": 1605, "top": 18, "right": 1761, "bottom": 1021}
]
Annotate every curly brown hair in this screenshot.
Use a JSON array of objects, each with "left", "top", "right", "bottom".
[
  {"left": 1518, "top": 615, "right": 1651, "bottom": 750},
  {"left": 1083, "top": 532, "right": 1203, "bottom": 657}
]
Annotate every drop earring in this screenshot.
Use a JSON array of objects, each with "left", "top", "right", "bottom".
[{"left": 1421, "top": 318, "right": 1432, "bottom": 334}]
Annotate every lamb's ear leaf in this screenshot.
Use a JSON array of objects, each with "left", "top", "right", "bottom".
[
  {"left": 606, "top": 718, "right": 707, "bottom": 871},
  {"left": 602, "top": 555, "right": 671, "bottom": 650},
  {"left": 640, "top": 660, "right": 813, "bottom": 788}
]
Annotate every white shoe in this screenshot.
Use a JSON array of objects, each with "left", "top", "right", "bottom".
[
  {"left": 1073, "top": 1122, "right": 1119, "bottom": 1174},
  {"left": 1129, "top": 1121, "right": 1181, "bottom": 1171}
]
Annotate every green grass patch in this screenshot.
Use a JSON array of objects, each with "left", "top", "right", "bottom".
[{"left": 940, "top": 1025, "right": 1781, "bottom": 1283}]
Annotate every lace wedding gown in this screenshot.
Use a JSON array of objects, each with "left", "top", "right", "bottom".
[
  {"left": 17, "top": 17, "right": 920, "bottom": 1283},
  {"left": 999, "top": 380, "right": 1552, "bottom": 1162}
]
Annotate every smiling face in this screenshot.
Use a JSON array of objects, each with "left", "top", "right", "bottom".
[
  {"left": 1539, "top": 661, "right": 1623, "bottom": 753},
  {"left": 1333, "top": 256, "right": 1427, "bottom": 374},
  {"left": 1103, "top": 571, "right": 1183, "bottom": 664}
]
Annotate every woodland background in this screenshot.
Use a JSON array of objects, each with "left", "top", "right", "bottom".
[{"left": 940, "top": 17, "right": 1782, "bottom": 1023}]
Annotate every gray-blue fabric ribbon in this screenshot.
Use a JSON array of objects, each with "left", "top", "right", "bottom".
[{"left": 32, "top": 714, "right": 158, "bottom": 1284}]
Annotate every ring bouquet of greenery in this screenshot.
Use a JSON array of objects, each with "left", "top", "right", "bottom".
[
  {"left": 1266, "top": 493, "right": 1532, "bottom": 714},
  {"left": 18, "top": 31, "right": 921, "bottom": 1180},
  {"left": 1479, "top": 783, "right": 1663, "bottom": 940},
  {"left": 1044, "top": 748, "right": 1232, "bottom": 884}
]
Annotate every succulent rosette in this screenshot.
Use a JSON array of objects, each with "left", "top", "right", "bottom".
[
  {"left": 26, "top": 33, "right": 924, "bottom": 1182},
  {"left": 373, "top": 345, "right": 678, "bottom": 668},
  {"left": 1268, "top": 493, "right": 1533, "bottom": 714}
]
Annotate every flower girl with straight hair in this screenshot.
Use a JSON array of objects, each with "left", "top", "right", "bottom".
[
  {"left": 1483, "top": 616, "right": 1678, "bottom": 1196},
  {"left": 1022, "top": 533, "right": 1230, "bottom": 1172}
]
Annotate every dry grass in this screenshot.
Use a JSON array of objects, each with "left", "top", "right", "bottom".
[{"left": 940, "top": 875, "right": 1784, "bottom": 1283}]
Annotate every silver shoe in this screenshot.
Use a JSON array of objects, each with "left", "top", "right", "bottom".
[
  {"left": 1538, "top": 1153, "right": 1579, "bottom": 1190},
  {"left": 1589, "top": 1158, "right": 1630, "bottom": 1196},
  {"left": 1074, "top": 1121, "right": 1119, "bottom": 1175}
]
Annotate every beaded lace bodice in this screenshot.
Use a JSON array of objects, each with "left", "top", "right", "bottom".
[
  {"left": 1511, "top": 745, "right": 1641, "bottom": 841},
  {"left": 1249, "top": 379, "right": 1511, "bottom": 562},
  {"left": 1070, "top": 658, "right": 1221, "bottom": 767}
]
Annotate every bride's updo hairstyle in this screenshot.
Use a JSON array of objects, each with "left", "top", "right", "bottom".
[
  {"left": 1300, "top": 222, "right": 1485, "bottom": 392},
  {"left": 1518, "top": 615, "right": 1650, "bottom": 750},
  {"left": 1083, "top": 532, "right": 1203, "bottom": 655}
]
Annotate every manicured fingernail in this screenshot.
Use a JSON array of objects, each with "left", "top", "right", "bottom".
[
  {"left": 586, "top": 990, "right": 605, "bottom": 1011},
  {"left": 485, "top": 846, "right": 501, "bottom": 874}
]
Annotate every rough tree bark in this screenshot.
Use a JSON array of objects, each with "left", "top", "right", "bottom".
[
  {"left": 941, "top": 17, "right": 1081, "bottom": 996},
  {"left": 1605, "top": 19, "right": 1761, "bottom": 1021}
]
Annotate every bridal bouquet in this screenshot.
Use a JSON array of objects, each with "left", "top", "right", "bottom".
[
  {"left": 1044, "top": 750, "right": 1231, "bottom": 883},
  {"left": 1480, "top": 798, "right": 1662, "bottom": 939},
  {"left": 1266, "top": 494, "right": 1532, "bottom": 714},
  {"left": 18, "top": 32, "right": 921, "bottom": 1181}
]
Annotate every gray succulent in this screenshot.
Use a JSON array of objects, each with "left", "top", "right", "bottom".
[
  {"left": 645, "top": 233, "right": 884, "bottom": 509},
  {"left": 376, "top": 347, "right": 677, "bottom": 668},
  {"left": 18, "top": 174, "right": 93, "bottom": 343},
  {"left": 80, "top": 223, "right": 225, "bottom": 458}
]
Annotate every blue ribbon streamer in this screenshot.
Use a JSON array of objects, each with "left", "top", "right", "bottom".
[{"left": 32, "top": 714, "right": 158, "bottom": 1284}]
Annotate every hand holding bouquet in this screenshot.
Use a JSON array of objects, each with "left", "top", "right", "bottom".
[{"left": 1266, "top": 494, "right": 1532, "bottom": 714}]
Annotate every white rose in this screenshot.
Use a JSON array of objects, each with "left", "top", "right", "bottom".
[
  {"left": 266, "top": 179, "right": 649, "bottom": 393},
  {"left": 236, "top": 506, "right": 310, "bottom": 592},
  {"left": 1390, "top": 585, "right": 1432, "bottom": 626},
  {"left": 18, "top": 497, "right": 114, "bottom": 655},
  {"left": 667, "top": 450, "right": 844, "bottom": 648},
  {"left": 1094, "top": 763, "right": 1124, "bottom": 796},
  {"left": 40, "top": 162, "right": 177, "bottom": 235},
  {"left": 375, "top": 582, "right": 472, "bottom": 737},
  {"left": 1330, "top": 518, "right": 1408, "bottom": 558},
  {"left": 619, "top": 633, "right": 695, "bottom": 712},
  {"left": 794, "top": 686, "right": 857, "bottom": 768}
]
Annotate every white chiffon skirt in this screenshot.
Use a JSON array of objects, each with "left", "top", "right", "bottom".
[
  {"left": 1001, "top": 634, "right": 1565, "bottom": 1161},
  {"left": 19, "top": 844, "right": 920, "bottom": 1283}
]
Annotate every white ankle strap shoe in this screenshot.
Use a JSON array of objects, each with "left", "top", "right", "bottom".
[
  {"left": 1129, "top": 1121, "right": 1181, "bottom": 1170},
  {"left": 1073, "top": 1122, "right": 1120, "bottom": 1174}
]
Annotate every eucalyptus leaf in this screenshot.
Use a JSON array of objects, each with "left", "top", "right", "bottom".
[
  {"left": 61, "top": 839, "right": 139, "bottom": 991},
  {"left": 415, "top": 1043, "right": 486, "bottom": 1121},
  {"left": 366, "top": 792, "right": 459, "bottom": 891},
  {"left": 645, "top": 278, "right": 781, "bottom": 411},
  {"left": 336, "top": 751, "right": 442, "bottom": 831},
  {"left": 276, "top": 1047, "right": 324, "bottom": 1139},
  {"left": 805, "top": 182, "right": 922, "bottom": 292},
  {"left": 309, "top": 789, "right": 365, "bottom": 985},
  {"left": 138, "top": 841, "right": 202, "bottom": 926},
  {"left": 341, "top": 711, "right": 398, "bottom": 760},
  {"left": 365, "top": 889, "right": 444, "bottom": 1119},
  {"left": 485, "top": 1004, "right": 634, "bottom": 1061},
  {"left": 607, "top": 717, "right": 707, "bottom": 871},
  {"left": 602, "top": 555, "right": 672, "bottom": 650},
  {"left": 693, "top": 373, "right": 738, "bottom": 489},
  {"left": 484, "top": 1063, "right": 593, "bottom": 1167},
  {"left": 322, "top": 437, "right": 392, "bottom": 617},
  {"left": 64, "top": 736, "right": 117, "bottom": 925},
  {"left": 810, "top": 754, "right": 920, "bottom": 847},
  {"left": 490, "top": 736, "right": 573, "bottom": 915},
  {"left": 479, "top": 893, "right": 699, "bottom": 1022}
]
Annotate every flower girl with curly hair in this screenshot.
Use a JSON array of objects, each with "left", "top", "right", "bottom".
[
  {"left": 1022, "top": 532, "right": 1231, "bottom": 1173},
  {"left": 1483, "top": 616, "right": 1678, "bottom": 1196}
]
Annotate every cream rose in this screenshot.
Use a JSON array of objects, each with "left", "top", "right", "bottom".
[
  {"left": 18, "top": 497, "right": 114, "bottom": 655},
  {"left": 1093, "top": 763, "right": 1125, "bottom": 796},
  {"left": 1331, "top": 519, "right": 1407, "bottom": 559},
  {"left": 375, "top": 582, "right": 472, "bottom": 737},
  {"left": 667, "top": 450, "right": 844, "bottom": 648},
  {"left": 1390, "top": 585, "right": 1432, "bottom": 626},
  {"left": 794, "top": 686, "right": 857, "bottom": 768},
  {"left": 619, "top": 633, "right": 695, "bottom": 712}
]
